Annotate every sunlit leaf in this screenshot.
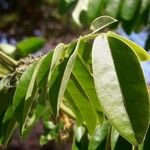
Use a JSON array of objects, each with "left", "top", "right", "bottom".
[
  {"left": 92, "top": 34, "right": 150, "bottom": 144},
  {"left": 72, "top": 0, "right": 89, "bottom": 26},
  {"left": 90, "top": 16, "right": 117, "bottom": 34},
  {"left": 0, "top": 43, "right": 16, "bottom": 58},
  {"left": 107, "top": 32, "right": 150, "bottom": 61}
]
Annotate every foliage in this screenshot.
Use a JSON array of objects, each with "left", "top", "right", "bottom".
[
  {"left": 0, "top": 0, "right": 149, "bottom": 35},
  {"left": 46, "top": 0, "right": 150, "bottom": 34},
  {"left": 0, "top": 16, "right": 150, "bottom": 149},
  {"left": 0, "top": 36, "right": 45, "bottom": 77},
  {"left": 69, "top": 0, "right": 150, "bottom": 34}
]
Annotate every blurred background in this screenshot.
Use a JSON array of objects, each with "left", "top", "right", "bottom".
[{"left": 0, "top": 0, "right": 150, "bottom": 150}]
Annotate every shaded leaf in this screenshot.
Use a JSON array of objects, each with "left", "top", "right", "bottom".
[
  {"left": 120, "top": 0, "right": 141, "bottom": 20},
  {"left": 72, "top": 125, "right": 88, "bottom": 150},
  {"left": 105, "top": 0, "right": 121, "bottom": 18},
  {"left": 64, "top": 91, "right": 84, "bottom": 125},
  {"left": 66, "top": 73, "right": 97, "bottom": 134},
  {"left": 72, "top": 55, "right": 103, "bottom": 123},
  {"left": 2, "top": 117, "right": 17, "bottom": 145},
  {"left": 111, "top": 128, "right": 132, "bottom": 150},
  {"left": 3, "top": 106, "right": 13, "bottom": 123},
  {"left": 87, "top": 0, "right": 106, "bottom": 21},
  {"left": 22, "top": 104, "right": 47, "bottom": 137},
  {"left": 142, "top": 128, "right": 150, "bottom": 150}
]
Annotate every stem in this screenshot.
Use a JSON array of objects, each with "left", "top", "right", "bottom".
[
  {"left": 0, "top": 51, "right": 19, "bottom": 69},
  {"left": 105, "top": 126, "right": 111, "bottom": 150},
  {"left": 60, "top": 102, "right": 75, "bottom": 119},
  {"left": 132, "top": 145, "right": 139, "bottom": 150}
]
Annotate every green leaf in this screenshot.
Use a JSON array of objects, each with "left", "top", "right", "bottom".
[
  {"left": 120, "top": 0, "right": 141, "bottom": 20},
  {"left": 72, "top": 125, "right": 89, "bottom": 150},
  {"left": 64, "top": 91, "right": 84, "bottom": 125},
  {"left": 92, "top": 34, "right": 150, "bottom": 144},
  {"left": 72, "top": 0, "right": 89, "bottom": 26},
  {"left": 88, "top": 121, "right": 110, "bottom": 150},
  {"left": 48, "top": 59, "right": 68, "bottom": 117},
  {"left": 77, "top": 41, "right": 92, "bottom": 70},
  {"left": 3, "top": 106, "right": 13, "bottom": 123},
  {"left": 90, "top": 16, "right": 117, "bottom": 34},
  {"left": 87, "top": 0, "right": 106, "bottom": 21},
  {"left": 17, "top": 37, "right": 46, "bottom": 57},
  {"left": 0, "top": 89, "right": 16, "bottom": 144},
  {"left": 54, "top": 38, "right": 82, "bottom": 117},
  {"left": 105, "top": 0, "right": 121, "bottom": 18},
  {"left": 58, "top": 0, "right": 76, "bottom": 14},
  {"left": 140, "top": 127, "right": 150, "bottom": 150},
  {"left": 64, "top": 40, "right": 102, "bottom": 133},
  {"left": 66, "top": 73, "right": 97, "bottom": 134},
  {"left": 13, "top": 63, "right": 36, "bottom": 111},
  {"left": 72, "top": 55, "right": 103, "bottom": 123},
  {"left": 48, "top": 43, "right": 72, "bottom": 117},
  {"left": 0, "top": 89, "right": 14, "bottom": 116},
  {"left": 107, "top": 32, "right": 150, "bottom": 61},
  {"left": 22, "top": 52, "right": 52, "bottom": 131},
  {"left": 49, "top": 43, "right": 65, "bottom": 72},
  {"left": 114, "top": 136, "right": 132, "bottom": 150},
  {"left": 2, "top": 117, "right": 17, "bottom": 145},
  {"left": 36, "top": 52, "right": 53, "bottom": 87},
  {"left": 25, "top": 51, "right": 52, "bottom": 101},
  {"left": 64, "top": 41, "right": 103, "bottom": 125},
  {"left": 111, "top": 127, "right": 120, "bottom": 150},
  {"left": 22, "top": 104, "right": 47, "bottom": 137},
  {"left": 140, "top": 0, "right": 150, "bottom": 14},
  {"left": 111, "top": 128, "right": 132, "bottom": 150}
]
